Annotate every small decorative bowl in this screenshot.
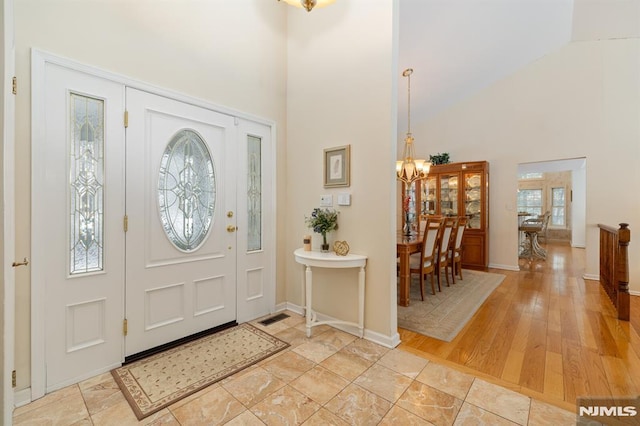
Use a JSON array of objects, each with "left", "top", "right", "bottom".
[{"left": 333, "top": 240, "right": 350, "bottom": 256}]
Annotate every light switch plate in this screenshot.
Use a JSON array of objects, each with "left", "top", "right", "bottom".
[
  {"left": 337, "top": 193, "right": 351, "bottom": 206},
  {"left": 320, "top": 195, "right": 333, "bottom": 207}
]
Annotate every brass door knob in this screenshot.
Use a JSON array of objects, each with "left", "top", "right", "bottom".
[{"left": 227, "top": 225, "right": 237, "bottom": 232}]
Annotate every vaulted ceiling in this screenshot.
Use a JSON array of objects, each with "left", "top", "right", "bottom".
[{"left": 397, "top": 0, "right": 575, "bottom": 130}]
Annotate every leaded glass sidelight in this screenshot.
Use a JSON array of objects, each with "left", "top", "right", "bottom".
[
  {"left": 247, "top": 136, "right": 262, "bottom": 251},
  {"left": 70, "top": 94, "right": 105, "bottom": 274},
  {"left": 158, "top": 129, "right": 215, "bottom": 251}
]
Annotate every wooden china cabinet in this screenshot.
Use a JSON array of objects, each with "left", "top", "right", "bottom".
[{"left": 401, "top": 161, "right": 489, "bottom": 270}]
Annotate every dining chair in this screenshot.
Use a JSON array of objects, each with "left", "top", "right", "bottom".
[
  {"left": 449, "top": 216, "right": 467, "bottom": 283},
  {"left": 538, "top": 211, "right": 551, "bottom": 243},
  {"left": 418, "top": 218, "right": 428, "bottom": 236},
  {"left": 408, "top": 216, "right": 444, "bottom": 298},
  {"left": 437, "top": 217, "right": 457, "bottom": 289},
  {"left": 523, "top": 210, "right": 551, "bottom": 243}
]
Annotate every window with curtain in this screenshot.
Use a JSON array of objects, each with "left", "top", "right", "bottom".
[
  {"left": 517, "top": 189, "right": 543, "bottom": 216},
  {"left": 551, "top": 187, "right": 566, "bottom": 226}
]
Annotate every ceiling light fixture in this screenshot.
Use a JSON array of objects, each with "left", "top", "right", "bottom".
[
  {"left": 396, "top": 68, "right": 430, "bottom": 184},
  {"left": 278, "top": 0, "right": 336, "bottom": 12}
]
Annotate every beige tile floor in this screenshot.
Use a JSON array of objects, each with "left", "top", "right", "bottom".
[{"left": 13, "top": 311, "right": 577, "bottom": 425}]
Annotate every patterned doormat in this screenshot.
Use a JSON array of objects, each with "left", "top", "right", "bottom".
[{"left": 112, "top": 323, "right": 289, "bottom": 420}]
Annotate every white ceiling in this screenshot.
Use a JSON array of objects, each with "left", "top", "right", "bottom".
[{"left": 398, "top": 0, "right": 575, "bottom": 130}]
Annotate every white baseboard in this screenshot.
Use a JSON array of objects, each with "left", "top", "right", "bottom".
[
  {"left": 580, "top": 276, "right": 639, "bottom": 296},
  {"left": 488, "top": 263, "right": 520, "bottom": 271},
  {"left": 276, "top": 302, "right": 304, "bottom": 315},
  {"left": 366, "top": 329, "right": 401, "bottom": 348},
  {"left": 276, "top": 302, "right": 399, "bottom": 348},
  {"left": 276, "top": 302, "right": 304, "bottom": 317},
  {"left": 14, "top": 387, "right": 32, "bottom": 408}
]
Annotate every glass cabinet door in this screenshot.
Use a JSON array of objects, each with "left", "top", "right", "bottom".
[
  {"left": 464, "top": 172, "right": 482, "bottom": 228},
  {"left": 440, "top": 174, "right": 458, "bottom": 217},
  {"left": 421, "top": 177, "right": 437, "bottom": 215}
]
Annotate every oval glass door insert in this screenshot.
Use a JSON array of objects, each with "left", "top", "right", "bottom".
[{"left": 158, "top": 129, "right": 216, "bottom": 251}]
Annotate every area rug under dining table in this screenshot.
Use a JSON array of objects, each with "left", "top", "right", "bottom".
[
  {"left": 111, "top": 323, "right": 289, "bottom": 420},
  {"left": 398, "top": 269, "right": 506, "bottom": 342}
]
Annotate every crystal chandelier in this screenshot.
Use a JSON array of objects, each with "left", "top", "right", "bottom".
[
  {"left": 396, "top": 68, "right": 430, "bottom": 184},
  {"left": 278, "top": 0, "right": 336, "bottom": 12}
]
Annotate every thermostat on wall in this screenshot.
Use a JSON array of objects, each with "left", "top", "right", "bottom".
[{"left": 337, "top": 193, "right": 351, "bottom": 206}]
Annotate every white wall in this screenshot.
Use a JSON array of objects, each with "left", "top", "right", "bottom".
[
  {"left": 285, "top": 0, "right": 399, "bottom": 342},
  {"left": 411, "top": 38, "right": 640, "bottom": 289},
  {"left": 572, "top": 0, "right": 640, "bottom": 41},
  {"left": 14, "top": 0, "right": 287, "bottom": 390},
  {"left": 572, "top": 167, "right": 586, "bottom": 248}
]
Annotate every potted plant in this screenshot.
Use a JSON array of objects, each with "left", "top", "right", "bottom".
[
  {"left": 305, "top": 208, "right": 339, "bottom": 252},
  {"left": 429, "top": 152, "right": 450, "bottom": 165}
]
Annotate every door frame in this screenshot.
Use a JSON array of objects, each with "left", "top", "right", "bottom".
[
  {"left": 3, "top": 0, "right": 15, "bottom": 421},
  {"left": 30, "top": 49, "right": 277, "bottom": 400}
]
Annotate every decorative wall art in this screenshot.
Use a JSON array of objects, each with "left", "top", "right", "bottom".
[{"left": 324, "top": 145, "right": 350, "bottom": 187}]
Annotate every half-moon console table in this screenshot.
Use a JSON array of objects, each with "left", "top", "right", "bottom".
[{"left": 293, "top": 248, "right": 367, "bottom": 338}]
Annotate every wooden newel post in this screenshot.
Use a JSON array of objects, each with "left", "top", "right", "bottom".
[{"left": 617, "top": 223, "right": 630, "bottom": 321}]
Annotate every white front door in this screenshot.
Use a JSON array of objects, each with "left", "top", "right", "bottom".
[
  {"left": 32, "top": 54, "right": 275, "bottom": 396},
  {"left": 124, "top": 88, "right": 237, "bottom": 356},
  {"left": 34, "top": 63, "right": 126, "bottom": 391}
]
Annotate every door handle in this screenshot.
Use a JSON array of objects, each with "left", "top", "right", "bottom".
[
  {"left": 227, "top": 225, "right": 237, "bottom": 232},
  {"left": 12, "top": 257, "right": 29, "bottom": 268}
]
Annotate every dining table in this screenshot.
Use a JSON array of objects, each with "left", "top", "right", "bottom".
[
  {"left": 397, "top": 231, "right": 422, "bottom": 307},
  {"left": 519, "top": 223, "right": 546, "bottom": 260}
]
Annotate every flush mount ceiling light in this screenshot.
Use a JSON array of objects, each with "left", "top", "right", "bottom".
[{"left": 278, "top": 0, "right": 336, "bottom": 12}]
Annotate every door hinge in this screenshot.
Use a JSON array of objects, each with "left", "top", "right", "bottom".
[
  {"left": 12, "top": 370, "right": 16, "bottom": 388},
  {"left": 123, "top": 215, "right": 128, "bottom": 232},
  {"left": 12, "top": 77, "right": 17, "bottom": 95},
  {"left": 123, "top": 319, "right": 128, "bottom": 336},
  {"left": 124, "top": 110, "right": 129, "bottom": 128}
]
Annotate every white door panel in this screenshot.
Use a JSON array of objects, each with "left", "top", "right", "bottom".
[
  {"left": 35, "top": 63, "right": 125, "bottom": 391},
  {"left": 235, "top": 119, "right": 275, "bottom": 323},
  {"left": 125, "top": 89, "right": 237, "bottom": 356}
]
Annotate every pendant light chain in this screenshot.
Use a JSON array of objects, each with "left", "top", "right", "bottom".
[{"left": 407, "top": 70, "right": 411, "bottom": 135}]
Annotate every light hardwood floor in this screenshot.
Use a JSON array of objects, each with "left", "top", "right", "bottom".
[{"left": 399, "top": 242, "right": 640, "bottom": 413}]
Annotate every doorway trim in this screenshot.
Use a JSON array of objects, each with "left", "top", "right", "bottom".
[
  {"left": 3, "top": 0, "right": 16, "bottom": 421},
  {"left": 516, "top": 157, "right": 587, "bottom": 249},
  {"left": 30, "top": 49, "right": 277, "bottom": 401}
]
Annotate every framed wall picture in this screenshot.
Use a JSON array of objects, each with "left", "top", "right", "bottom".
[{"left": 324, "top": 145, "right": 350, "bottom": 187}]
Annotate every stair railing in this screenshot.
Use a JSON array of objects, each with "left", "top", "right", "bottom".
[{"left": 597, "top": 223, "right": 630, "bottom": 321}]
